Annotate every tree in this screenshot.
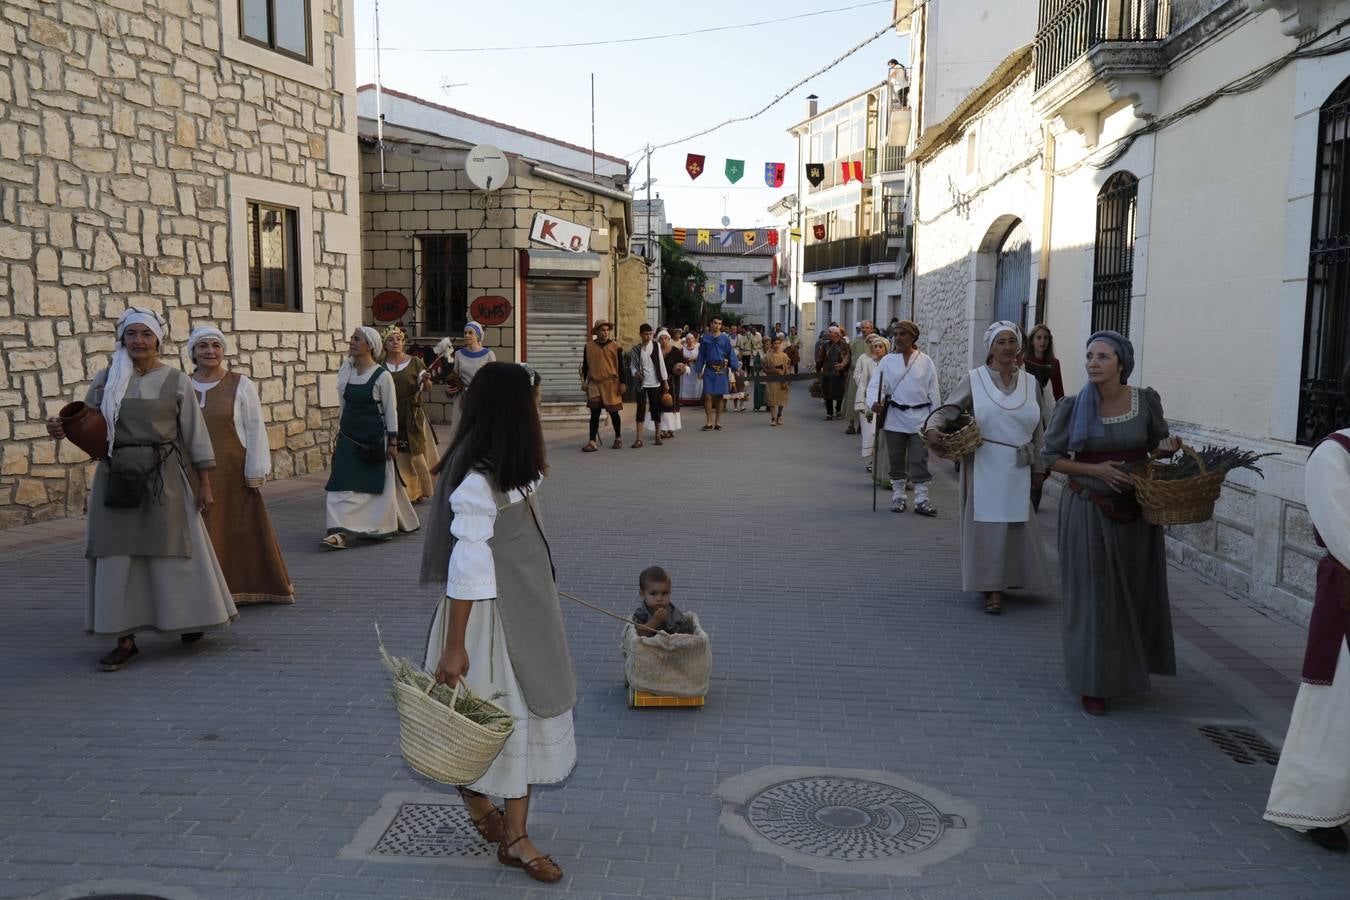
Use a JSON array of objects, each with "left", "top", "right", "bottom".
[{"left": 660, "top": 236, "right": 709, "bottom": 328}]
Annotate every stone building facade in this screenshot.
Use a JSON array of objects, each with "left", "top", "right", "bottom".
[
  {"left": 0, "top": 0, "right": 363, "bottom": 527},
  {"left": 356, "top": 87, "right": 634, "bottom": 412},
  {"left": 904, "top": 0, "right": 1350, "bottom": 620}
]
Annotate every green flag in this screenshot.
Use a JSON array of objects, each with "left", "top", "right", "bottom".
[{"left": 725, "top": 159, "right": 744, "bottom": 184}]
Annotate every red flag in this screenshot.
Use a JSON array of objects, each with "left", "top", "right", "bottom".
[
  {"left": 840, "top": 161, "right": 852, "bottom": 183},
  {"left": 685, "top": 154, "right": 705, "bottom": 180},
  {"left": 813, "top": 223, "right": 826, "bottom": 240},
  {"left": 767, "top": 229, "right": 779, "bottom": 247},
  {"left": 851, "top": 160, "right": 864, "bottom": 182}
]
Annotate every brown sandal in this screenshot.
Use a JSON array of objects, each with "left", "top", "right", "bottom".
[
  {"left": 631, "top": 438, "right": 644, "bottom": 448},
  {"left": 611, "top": 437, "right": 623, "bottom": 449},
  {"left": 581, "top": 440, "right": 599, "bottom": 452},
  {"left": 457, "top": 787, "right": 505, "bottom": 844},
  {"left": 498, "top": 834, "right": 563, "bottom": 883}
]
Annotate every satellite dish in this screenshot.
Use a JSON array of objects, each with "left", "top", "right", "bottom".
[
  {"left": 465, "top": 144, "right": 509, "bottom": 192},
  {"left": 721, "top": 215, "right": 731, "bottom": 227}
]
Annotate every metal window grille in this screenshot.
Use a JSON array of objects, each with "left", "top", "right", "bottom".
[
  {"left": 1091, "top": 172, "right": 1138, "bottom": 336},
  {"left": 1298, "top": 78, "right": 1350, "bottom": 445},
  {"left": 417, "top": 234, "right": 468, "bottom": 336},
  {"left": 1035, "top": 0, "right": 1171, "bottom": 91}
]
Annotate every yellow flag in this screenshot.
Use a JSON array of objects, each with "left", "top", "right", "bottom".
[
  {"left": 697, "top": 229, "right": 711, "bottom": 245},
  {"left": 743, "top": 230, "right": 757, "bottom": 245}
]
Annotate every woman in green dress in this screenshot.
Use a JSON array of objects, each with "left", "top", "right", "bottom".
[
  {"left": 380, "top": 324, "right": 438, "bottom": 503},
  {"left": 1043, "top": 331, "right": 1181, "bottom": 716},
  {"left": 322, "top": 326, "right": 419, "bottom": 549}
]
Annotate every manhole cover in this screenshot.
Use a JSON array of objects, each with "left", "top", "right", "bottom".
[
  {"left": 371, "top": 803, "right": 495, "bottom": 858},
  {"left": 717, "top": 766, "right": 978, "bottom": 875},
  {"left": 746, "top": 776, "right": 954, "bottom": 860},
  {"left": 1199, "top": 725, "right": 1280, "bottom": 765}
]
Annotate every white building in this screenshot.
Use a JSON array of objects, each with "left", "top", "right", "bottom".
[
  {"left": 632, "top": 197, "right": 669, "bottom": 327},
  {"left": 905, "top": 0, "right": 1350, "bottom": 620}
]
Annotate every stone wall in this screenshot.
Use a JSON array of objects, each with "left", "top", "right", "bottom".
[
  {"left": 685, "top": 252, "right": 775, "bottom": 327},
  {"left": 0, "top": 0, "right": 361, "bottom": 527}
]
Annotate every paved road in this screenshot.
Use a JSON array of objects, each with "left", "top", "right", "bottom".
[{"left": 2, "top": 400, "right": 1348, "bottom": 899}]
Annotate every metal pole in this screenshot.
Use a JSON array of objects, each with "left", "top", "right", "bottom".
[{"left": 646, "top": 144, "right": 653, "bottom": 324}]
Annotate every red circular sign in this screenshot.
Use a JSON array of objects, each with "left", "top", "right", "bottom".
[
  {"left": 469, "top": 295, "right": 513, "bottom": 327},
  {"left": 372, "top": 291, "right": 409, "bottom": 322}
]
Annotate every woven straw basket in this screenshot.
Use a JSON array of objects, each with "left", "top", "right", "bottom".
[
  {"left": 391, "top": 678, "right": 512, "bottom": 785},
  {"left": 922, "top": 404, "right": 984, "bottom": 458},
  {"left": 1131, "top": 443, "right": 1225, "bottom": 526}
]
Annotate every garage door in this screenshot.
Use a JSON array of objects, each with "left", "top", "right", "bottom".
[{"left": 525, "top": 277, "right": 588, "bottom": 403}]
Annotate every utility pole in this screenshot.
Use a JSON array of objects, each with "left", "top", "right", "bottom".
[{"left": 646, "top": 144, "right": 653, "bottom": 326}]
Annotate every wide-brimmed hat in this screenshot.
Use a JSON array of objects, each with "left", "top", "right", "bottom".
[{"left": 591, "top": 319, "right": 613, "bottom": 334}]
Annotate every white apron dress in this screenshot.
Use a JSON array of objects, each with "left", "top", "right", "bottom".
[{"left": 970, "top": 366, "right": 1039, "bottom": 523}]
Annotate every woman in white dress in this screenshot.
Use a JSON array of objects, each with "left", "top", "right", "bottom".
[
  {"left": 321, "top": 327, "right": 418, "bottom": 549},
  {"left": 924, "top": 321, "right": 1050, "bottom": 615},
  {"left": 678, "top": 332, "right": 702, "bottom": 406},
  {"left": 656, "top": 328, "right": 684, "bottom": 438},
  {"left": 855, "top": 336, "right": 888, "bottom": 471},
  {"left": 441, "top": 322, "right": 496, "bottom": 436},
  {"left": 420, "top": 362, "right": 575, "bottom": 884}
]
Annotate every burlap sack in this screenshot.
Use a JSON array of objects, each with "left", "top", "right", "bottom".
[{"left": 622, "top": 612, "right": 711, "bottom": 697}]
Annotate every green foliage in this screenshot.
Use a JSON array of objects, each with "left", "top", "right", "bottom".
[{"left": 658, "top": 237, "right": 744, "bottom": 328}]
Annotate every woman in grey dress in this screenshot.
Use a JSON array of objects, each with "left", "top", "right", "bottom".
[
  {"left": 1043, "top": 331, "right": 1181, "bottom": 715},
  {"left": 46, "top": 308, "right": 236, "bottom": 671}
]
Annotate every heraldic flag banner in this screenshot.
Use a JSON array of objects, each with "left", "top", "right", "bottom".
[
  {"left": 805, "top": 163, "right": 825, "bottom": 187},
  {"left": 686, "top": 154, "right": 705, "bottom": 180},
  {"left": 764, "top": 162, "right": 785, "bottom": 188},
  {"left": 725, "top": 159, "right": 744, "bottom": 183}
]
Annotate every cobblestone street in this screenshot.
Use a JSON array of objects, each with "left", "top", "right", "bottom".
[{"left": 3, "top": 403, "right": 1349, "bottom": 899}]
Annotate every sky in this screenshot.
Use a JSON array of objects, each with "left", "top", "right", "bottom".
[{"left": 353, "top": 0, "right": 909, "bottom": 229}]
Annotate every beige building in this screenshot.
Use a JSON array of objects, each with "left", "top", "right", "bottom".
[
  {"left": 0, "top": 0, "right": 363, "bottom": 526},
  {"left": 904, "top": 0, "right": 1350, "bottom": 619},
  {"left": 356, "top": 86, "right": 636, "bottom": 413}
]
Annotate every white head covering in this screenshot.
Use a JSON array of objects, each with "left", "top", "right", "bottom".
[
  {"left": 353, "top": 326, "right": 382, "bottom": 358},
  {"left": 983, "top": 320, "right": 1021, "bottom": 353},
  {"left": 656, "top": 328, "right": 671, "bottom": 341},
  {"left": 186, "top": 325, "right": 228, "bottom": 363},
  {"left": 101, "top": 307, "right": 168, "bottom": 454},
  {"left": 464, "top": 321, "right": 485, "bottom": 341}
]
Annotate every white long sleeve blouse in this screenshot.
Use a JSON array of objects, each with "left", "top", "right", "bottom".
[
  {"left": 190, "top": 373, "right": 271, "bottom": 483},
  {"left": 1307, "top": 427, "right": 1350, "bottom": 566},
  {"left": 337, "top": 362, "right": 399, "bottom": 433},
  {"left": 445, "top": 471, "right": 539, "bottom": 601}
]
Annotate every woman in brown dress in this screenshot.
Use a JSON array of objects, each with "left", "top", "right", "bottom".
[
  {"left": 381, "top": 324, "right": 438, "bottom": 503},
  {"left": 187, "top": 326, "right": 294, "bottom": 605},
  {"left": 762, "top": 333, "right": 792, "bottom": 426}
]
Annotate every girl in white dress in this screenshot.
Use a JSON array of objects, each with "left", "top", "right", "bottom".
[{"left": 420, "top": 362, "right": 575, "bottom": 884}]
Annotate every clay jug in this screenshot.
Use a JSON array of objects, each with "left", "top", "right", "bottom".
[{"left": 59, "top": 401, "right": 108, "bottom": 460}]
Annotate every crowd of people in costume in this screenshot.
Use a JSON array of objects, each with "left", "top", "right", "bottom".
[{"left": 40, "top": 304, "right": 1350, "bottom": 865}]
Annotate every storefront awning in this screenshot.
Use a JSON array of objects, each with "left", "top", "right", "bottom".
[{"left": 525, "top": 249, "right": 602, "bottom": 279}]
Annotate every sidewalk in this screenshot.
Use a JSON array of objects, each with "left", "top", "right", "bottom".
[{"left": 2, "top": 402, "right": 1346, "bottom": 899}]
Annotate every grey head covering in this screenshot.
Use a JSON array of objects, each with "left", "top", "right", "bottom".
[{"left": 1067, "top": 330, "right": 1135, "bottom": 452}]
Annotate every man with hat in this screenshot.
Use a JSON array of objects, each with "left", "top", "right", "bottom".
[
  {"left": 580, "top": 319, "right": 624, "bottom": 451},
  {"left": 866, "top": 320, "right": 942, "bottom": 516}
]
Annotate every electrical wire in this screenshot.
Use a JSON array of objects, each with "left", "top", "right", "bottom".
[{"left": 359, "top": 1, "right": 891, "bottom": 53}]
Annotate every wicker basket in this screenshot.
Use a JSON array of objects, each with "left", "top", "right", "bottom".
[
  {"left": 378, "top": 633, "right": 514, "bottom": 785},
  {"left": 922, "top": 404, "right": 984, "bottom": 458},
  {"left": 1131, "top": 443, "right": 1225, "bottom": 526}
]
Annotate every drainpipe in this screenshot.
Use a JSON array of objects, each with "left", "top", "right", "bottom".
[{"left": 1036, "top": 122, "right": 1056, "bottom": 325}]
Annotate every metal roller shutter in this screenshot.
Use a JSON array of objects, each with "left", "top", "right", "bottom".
[{"left": 525, "top": 277, "right": 589, "bottom": 403}]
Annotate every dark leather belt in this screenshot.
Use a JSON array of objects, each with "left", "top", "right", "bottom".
[{"left": 889, "top": 401, "right": 931, "bottom": 411}]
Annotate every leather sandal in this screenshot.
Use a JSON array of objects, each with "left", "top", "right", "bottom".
[
  {"left": 498, "top": 834, "right": 564, "bottom": 883},
  {"left": 321, "top": 533, "right": 347, "bottom": 550},
  {"left": 99, "top": 640, "right": 139, "bottom": 672},
  {"left": 631, "top": 438, "right": 644, "bottom": 448},
  {"left": 582, "top": 440, "right": 599, "bottom": 452},
  {"left": 455, "top": 788, "right": 505, "bottom": 844},
  {"left": 983, "top": 595, "right": 1003, "bottom": 616},
  {"left": 611, "top": 437, "right": 623, "bottom": 449}
]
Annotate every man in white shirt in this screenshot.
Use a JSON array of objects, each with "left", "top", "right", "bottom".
[
  {"left": 628, "top": 323, "right": 669, "bottom": 448},
  {"left": 867, "top": 320, "right": 942, "bottom": 516}
]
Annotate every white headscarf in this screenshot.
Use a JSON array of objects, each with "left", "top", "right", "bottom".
[
  {"left": 186, "top": 325, "right": 228, "bottom": 363},
  {"left": 353, "top": 326, "right": 382, "bottom": 359},
  {"left": 983, "top": 320, "right": 1021, "bottom": 354},
  {"left": 101, "top": 307, "right": 168, "bottom": 454}
]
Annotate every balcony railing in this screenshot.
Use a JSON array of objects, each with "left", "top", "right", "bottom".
[
  {"left": 880, "top": 144, "right": 906, "bottom": 174},
  {"left": 1035, "top": 0, "right": 1171, "bottom": 91},
  {"left": 883, "top": 194, "right": 906, "bottom": 239},
  {"left": 803, "top": 233, "right": 893, "bottom": 275}
]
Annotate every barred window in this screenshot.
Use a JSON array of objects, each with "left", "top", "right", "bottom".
[
  {"left": 417, "top": 234, "right": 469, "bottom": 336},
  {"left": 1091, "top": 171, "right": 1138, "bottom": 336},
  {"left": 1298, "top": 76, "right": 1350, "bottom": 444}
]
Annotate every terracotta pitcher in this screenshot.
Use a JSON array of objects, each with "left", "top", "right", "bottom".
[{"left": 58, "top": 401, "right": 108, "bottom": 460}]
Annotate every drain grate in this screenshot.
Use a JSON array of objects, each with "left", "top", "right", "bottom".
[
  {"left": 1199, "top": 725, "right": 1280, "bottom": 765},
  {"left": 370, "top": 803, "right": 495, "bottom": 859}
]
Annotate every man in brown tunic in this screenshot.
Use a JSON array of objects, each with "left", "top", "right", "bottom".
[{"left": 580, "top": 319, "right": 624, "bottom": 451}]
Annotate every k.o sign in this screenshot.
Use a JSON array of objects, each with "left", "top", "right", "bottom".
[{"left": 530, "top": 212, "right": 591, "bottom": 253}]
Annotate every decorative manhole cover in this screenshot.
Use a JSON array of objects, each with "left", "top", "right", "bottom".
[
  {"left": 746, "top": 776, "right": 952, "bottom": 860},
  {"left": 372, "top": 803, "right": 495, "bottom": 858},
  {"left": 717, "top": 766, "right": 978, "bottom": 875},
  {"left": 1199, "top": 724, "right": 1281, "bottom": 765}
]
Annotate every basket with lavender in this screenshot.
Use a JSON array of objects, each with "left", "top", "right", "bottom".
[{"left": 1131, "top": 443, "right": 1277, "bottom": 526}]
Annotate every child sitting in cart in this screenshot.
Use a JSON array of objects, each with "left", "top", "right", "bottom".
[{"left": 631, "top": 566, "right": 696, "bottom": 636}]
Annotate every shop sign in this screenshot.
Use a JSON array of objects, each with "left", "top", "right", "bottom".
[
  {"left": 372, "top": 290, "right": 409, "bottom": 321},
  {"left": 469, "top": 295, "right": 512, "bottom": 327},
  {"left": 530, "top": 212, "right": 592, "bottom": 253}
]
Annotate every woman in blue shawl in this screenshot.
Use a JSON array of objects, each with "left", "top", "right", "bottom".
[{"left": 1042, "top": 331, "right": 1182, "bottom": 716}]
